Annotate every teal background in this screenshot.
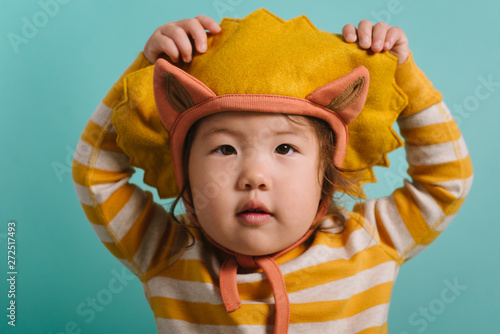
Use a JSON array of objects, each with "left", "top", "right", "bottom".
[{"left": 1, "top": 0, "right": 498, "bottom": 333}]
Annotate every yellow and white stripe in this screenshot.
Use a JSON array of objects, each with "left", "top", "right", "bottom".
[
  {"left": 73, "top": 52, "right": 472, "bottom": 333},
  {"left": 358, "top": 102, "right": 472, "bottom": 264}
]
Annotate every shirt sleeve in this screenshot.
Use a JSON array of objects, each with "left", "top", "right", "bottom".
[
  {"left": 354, "top": 54, "right": 474, "bottom": 264},
  {"left": 72, "top": 52, "right": 189, "bottom": 281}
]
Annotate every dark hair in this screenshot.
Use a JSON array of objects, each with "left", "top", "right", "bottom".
[{"left": 168, "top": 114, "right": 362, "bottom": 246}]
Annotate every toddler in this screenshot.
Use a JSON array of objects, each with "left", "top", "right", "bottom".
[{"left": 73, "top": 9, "right": 472, "bottom": 334}]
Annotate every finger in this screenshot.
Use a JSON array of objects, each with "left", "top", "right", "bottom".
[
  {"left": 144, "top": 28, "right": 180, "bottom": 63},
  {"left": 162, "top": 25, "right": 193, "bottom": 62},
  {"left": 157, "top": 35, "right": 180, "bottom": 63},
  {"left": 195, "top": 14, "right": 222, "bottom": 34},
  {"left": 342, "top": 24, "right": 357, "bottom": 43},
  {"left": 179, "top": 18, "right": 210, "bottom": 54},
  {"left": 387, "top": 27, "right": 409, "bottom": 64},
  {"left": 357, "top": 20, "right": 374, "bottom": 49},
  {"left": 384, "top": 26, "right": 405, "bottom": 50},
  {"left": 371, "top": 22, "right": 390, "bottom": 52},
  {"left": 192, "top": 15, "right": 221, "bottom": 53}
]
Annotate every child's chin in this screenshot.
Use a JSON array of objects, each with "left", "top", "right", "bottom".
[{"left": 229, "top": 243, "right": 287, "bottom": 257}]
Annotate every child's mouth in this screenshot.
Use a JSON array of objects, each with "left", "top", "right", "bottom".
[
  {"left": 237, "top": 203, "right": 272, "bottom": 225},
  {"left": 237, "top": 210, "right": 272, "bottom": 224},
  {"left": 243, "top": 208, "right": 266, "bottom": 213}
]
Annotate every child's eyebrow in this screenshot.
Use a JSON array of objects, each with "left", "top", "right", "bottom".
[
  {"left": 200, "top": 128, "right": 240, "bottom": 141},
  {"left": 274, "top": 130, "right": 308, "bottom": 138},
  {"left": 201, "top": 128, "right": 309, "bottom": 141},
  {"left": 273, "top": 130, "right": 312, "bottom": 143}
]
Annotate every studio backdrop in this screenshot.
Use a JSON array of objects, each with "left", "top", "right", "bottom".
[{"left": 1, "top": 0, "right": 498, "bottom": 333}]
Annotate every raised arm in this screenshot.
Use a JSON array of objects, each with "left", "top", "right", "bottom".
[
  {"left": 72, "top": 52, "right": 183, "bottom": 280},
  {"left": 344, "top": 21, "right": 473, "bottom": 262},
  {"left": 72, "top": 16, "right": 221, "bottom": 280}
]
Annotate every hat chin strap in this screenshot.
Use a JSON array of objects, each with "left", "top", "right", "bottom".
[{"left": 187, "top": 199, "right": 330, "bottom": 334}]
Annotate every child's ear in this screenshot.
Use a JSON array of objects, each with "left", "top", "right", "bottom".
[
  {"left": 306, "top": 66, "right": 370, "bottom": 125},
  {"left": 153, "top": 58, "right": 216, "bottom": 131}
]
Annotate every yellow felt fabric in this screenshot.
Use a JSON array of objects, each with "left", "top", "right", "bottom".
[
  {"left": 113, "top": 66, "right": 178, "bottom": 198},
  {"left": 395, "top": 53, "right": 443, "bottom": 117},
  {"left": 103, "top": 52, "right": 152, "bottom": 109},
  {"left": 112, "top": 8, "right": 440, "bottom": 199}
]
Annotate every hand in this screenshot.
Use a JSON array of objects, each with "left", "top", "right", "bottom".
[
  {"left": 143, "top": 15, "right": 221, "bottom": 64},
  {"left": 342, "top": 20, "right": 410, "bottom": 65}
]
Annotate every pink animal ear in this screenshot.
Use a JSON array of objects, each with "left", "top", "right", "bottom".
[
  {"left": 153, "top": 58, "right": 217, "bottom": 131},
  {"left": 306, "top": 66, "right": 369, "bottom": 125}
]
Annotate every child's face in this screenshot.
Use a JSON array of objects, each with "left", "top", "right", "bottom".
[{"left": 188, "top": 111, "right": 323, "bottom": 256}]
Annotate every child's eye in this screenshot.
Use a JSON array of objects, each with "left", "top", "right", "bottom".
[
  {"left": 275, "top": 144, "right": 295, "bottom": 155},
  {"left": 214, "top": 145, "right": 236, "bottom": 155}
]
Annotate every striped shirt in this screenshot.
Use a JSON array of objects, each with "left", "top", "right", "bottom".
[{"left": 72, "top": 53, "right": 473, "bottom": 333}]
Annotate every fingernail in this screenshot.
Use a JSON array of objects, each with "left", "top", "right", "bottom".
[
  {"left": 347, "top": 34, "right": 356, "bottom": 41},
  {"left": 200, "top": 44, "right": 207, "bottom": 52},
  {"left": 373, "top": 41, "right": 382, "bottom": 49},
  {"left": 384, "top": 41, "right": 390, "bottom": 49},
  {"left": 361, "top": 38, "right": 370, "bottom": 46},
  {"left": 184, "top": 56, "right": 191, "bottom": 63}
]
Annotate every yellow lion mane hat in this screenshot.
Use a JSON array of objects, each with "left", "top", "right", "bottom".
[{"left": 112, "top": 8, "right": 408, "bottom": 199}]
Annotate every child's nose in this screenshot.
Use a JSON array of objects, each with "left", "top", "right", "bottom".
[{"left": 237, "top": 159, "right": 270, "bottom": 191}]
